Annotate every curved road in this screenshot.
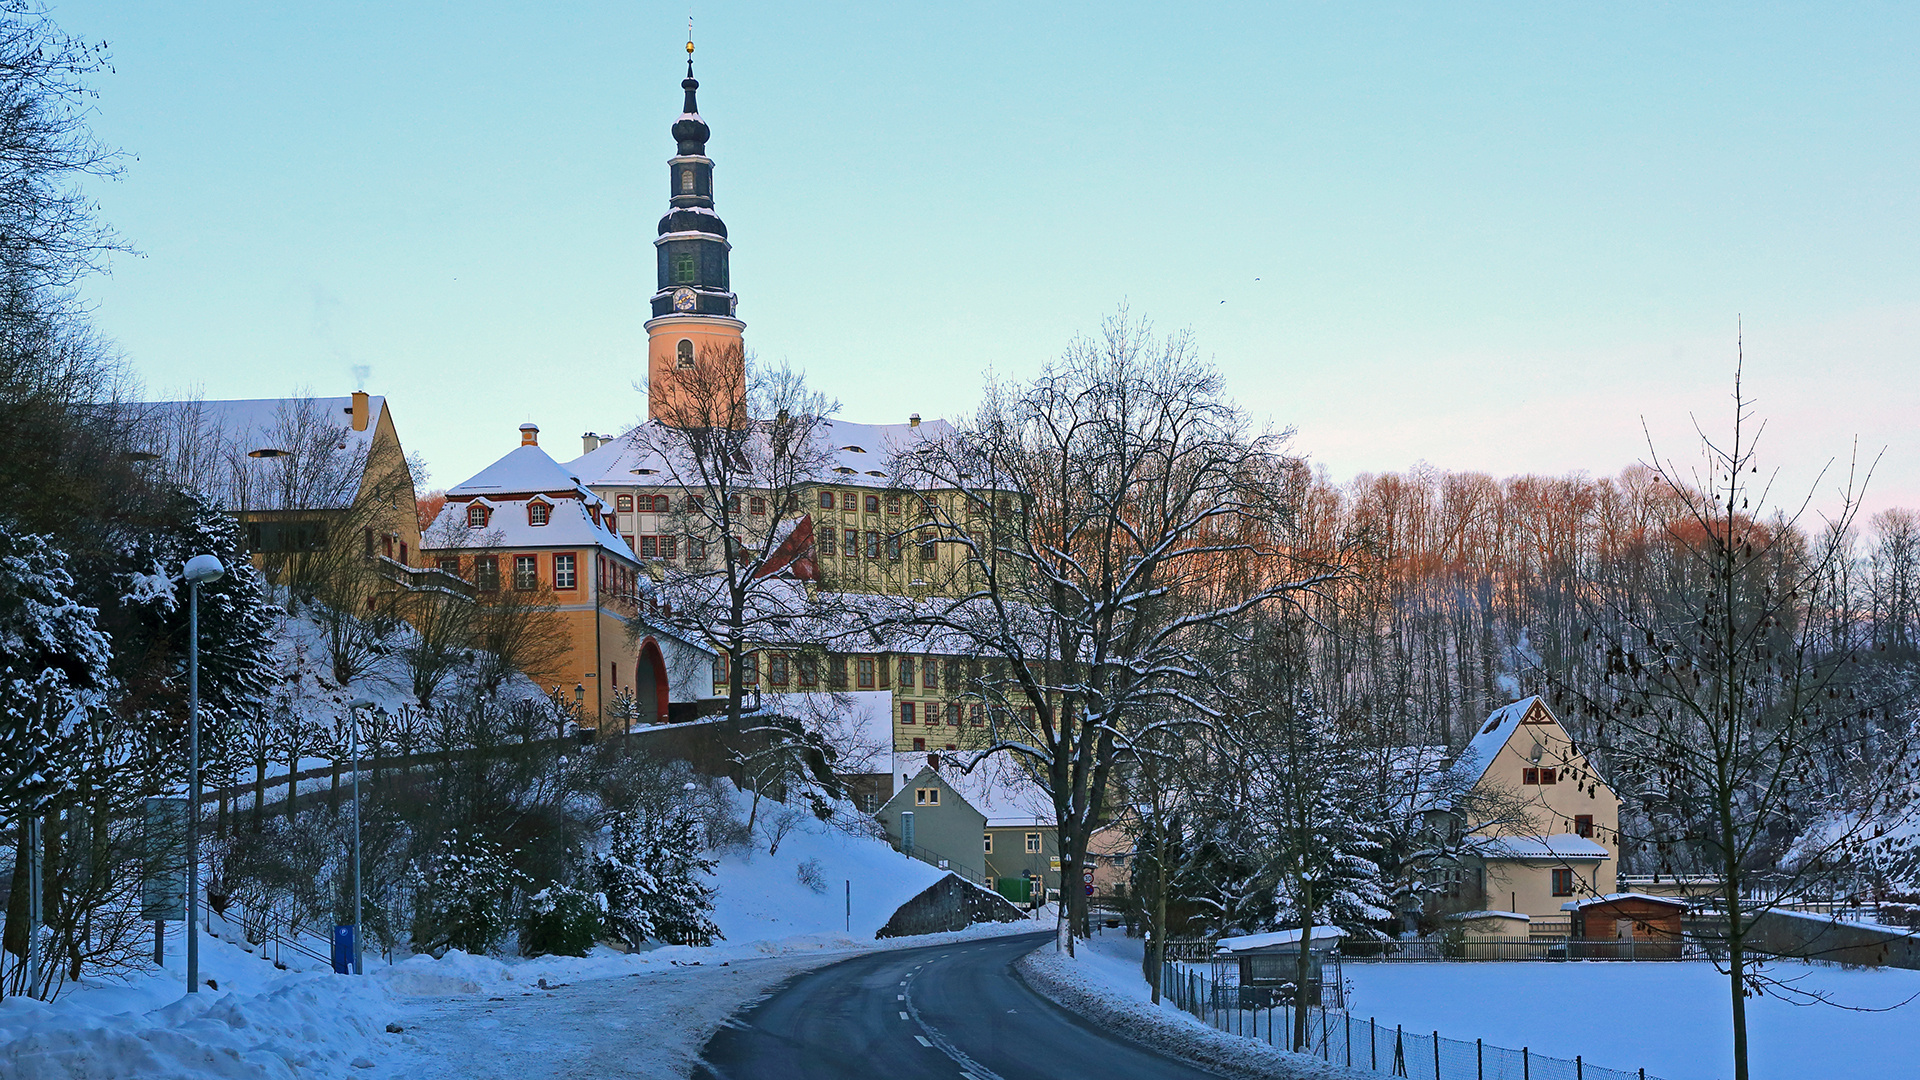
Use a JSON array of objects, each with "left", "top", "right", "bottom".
[{"left": 697, "top": 932, "right": 1227, "bottom": 1080}]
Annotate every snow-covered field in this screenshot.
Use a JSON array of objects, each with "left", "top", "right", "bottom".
[
  {"left": 0, "top": 787, "right": 1048, "bottom": 1079},
  {"left": 1340, "top": 959, "right": 1920, "bottom": 1080}
]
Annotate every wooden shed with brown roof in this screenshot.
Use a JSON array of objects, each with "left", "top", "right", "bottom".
[{"left": 1561, "top": 893, "right": 1689, "bottom": 959}]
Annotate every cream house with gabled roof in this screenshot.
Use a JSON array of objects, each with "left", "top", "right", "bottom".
[{"left": 1443, "top": 696, "right": 1622, "bottom": 931}]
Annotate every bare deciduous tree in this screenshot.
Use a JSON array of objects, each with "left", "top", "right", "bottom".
[
  {"left": 890, "top": 309, "right": 1342, "bottom": 953},
  {"left": 1562, "top": 357, "right": 1918, "bottom": 1080}
]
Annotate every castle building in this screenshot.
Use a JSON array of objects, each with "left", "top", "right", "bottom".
[{"left": 437, "top": 47, "right": 1054, "bottom": 847}]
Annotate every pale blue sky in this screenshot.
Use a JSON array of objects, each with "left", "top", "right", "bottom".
[{"left": 54, "top": 1, "right": 1920, "bottom": 518}]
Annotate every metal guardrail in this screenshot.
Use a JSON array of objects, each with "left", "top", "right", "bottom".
[{"left": 1163, "top": 960, "right": 1664, "bottom": 1080}]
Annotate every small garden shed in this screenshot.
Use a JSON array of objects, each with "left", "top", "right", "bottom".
[{"left": 1561, "top": 892, "right": 1688, "bottom": 959}]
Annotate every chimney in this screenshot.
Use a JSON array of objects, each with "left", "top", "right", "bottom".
[
  {"left": 908, "top": 413, "right": 921, "bottom": 428},
  {"left": 582, "top": 432, "right": 601, "bottom": 454},
  {"left": 520, "top": 423, "right": 539, "bottom": 447},
  {"left": 350, "top": 391, "right": 370, "bottom": 432}
]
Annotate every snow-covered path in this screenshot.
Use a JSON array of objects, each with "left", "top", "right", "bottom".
[{"left": 367, "top": 953, "right": 832, "bottom": 1080}]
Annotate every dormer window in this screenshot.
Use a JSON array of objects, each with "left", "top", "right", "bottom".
[
  {"left": 528, "top": 502, "right": 551, "bottom": 527},
  {"left": 466, "top": 504, "right": 490, "bottom": 528},
  {"left": 676, "top": 339, "right": 695, "bottom": 369}
]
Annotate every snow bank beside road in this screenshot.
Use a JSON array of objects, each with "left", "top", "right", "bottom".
[
  {"left": 1017, "top": 935, "right": 1363, "bottom": 1080},
  {"left": 0, "top": 934, "right": 396, "bottom": 1080}
]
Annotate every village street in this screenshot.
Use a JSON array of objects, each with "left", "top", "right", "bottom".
[{"left": 697, "top": 932, "right": 1244, "bottom": 1080}]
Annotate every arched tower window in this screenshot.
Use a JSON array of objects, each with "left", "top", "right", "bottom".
[
  {"left": 680, "top": 169, "right": 695, "bottom": 193},
  {"left": 676, "top": 339, "right": 695, "bottom": 369}
]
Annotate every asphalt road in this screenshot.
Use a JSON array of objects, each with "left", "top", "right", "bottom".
[{"left": 696, "top": 931, "right": 1228, "bottom": 1080}]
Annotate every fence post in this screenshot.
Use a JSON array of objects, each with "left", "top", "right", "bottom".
[
  {"left": 1434, "top": 1032, "right": 1440, "bottom": 1080},
  {"left": 1577, "top": 1056, "right": 1583, "bottom": 1080},
  {"left": 1523, "top": 1047, "right": 1530, "bottom": 1080},
  {"left": 1372, "top": 1018, "right": 1378, "bottom": 1071},
  {"left": 1478, "top": 1037, "right": 1483, "bottom": 1080},
  {"left": 1347, "top": 1012, "right": 1353, "bottom": 1067},
  {"left": 1393, "top": 1025, "right": 1407, "bottom": 1078}
]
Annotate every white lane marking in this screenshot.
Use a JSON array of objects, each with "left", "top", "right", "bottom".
[
  {"left": 899, "top": 949, "right": 1014, "bottom": 1080},
  {"left": 899, "top": 1011, "right": 909, "bottom": 1020}
]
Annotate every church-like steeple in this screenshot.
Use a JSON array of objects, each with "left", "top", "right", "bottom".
[
  {"left": 650, "top": 43, "right": 735, "bottom": 320},
  {"left": 643, "top": 39, "right": 747, "bottom": 426}
]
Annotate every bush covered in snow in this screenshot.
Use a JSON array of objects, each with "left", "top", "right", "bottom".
[
  {"left": 414, "top": 828, "right": 526, "bottom": 955},
  {"left": 520, "top": 884, "right": 604, "bottom": 957}
]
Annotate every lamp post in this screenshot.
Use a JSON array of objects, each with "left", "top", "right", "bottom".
[
  {"left": 182, "top": 553, "right": 225, "bottom": 994},
  {"left": 345, "top": 696, "right": 375, "bottom": 975}
]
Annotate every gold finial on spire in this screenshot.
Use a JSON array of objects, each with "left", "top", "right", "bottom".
[{"left": 687, "top": 13, "right": 695, "bottom": 55}]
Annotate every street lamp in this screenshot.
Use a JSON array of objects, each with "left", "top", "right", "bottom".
[
  {"left": 345, "top": 696, "right": 376, "bottom": 975},
  {"left": 182, "top": 553, "right": 225, "bottom": 995}
]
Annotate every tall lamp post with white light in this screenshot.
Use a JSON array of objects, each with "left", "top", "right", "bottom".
[
  {"left": 345, "top": 696, "right": 376, "bottom": 975},
  {"left": 182, "top": 553, "right": 225, "bottom": 994}
]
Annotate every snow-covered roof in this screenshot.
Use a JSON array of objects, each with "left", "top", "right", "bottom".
[
  {"left": 426, "top": 435, "right": 636, "bottom": 562},
  {"left": 422, "top": 495, "right": 636, "bottom": 564},
  {"left": 1215, "top": 927, "right": 1349, "bottom": 952},
  {"left": 892, "top": 752, "right": 1056, "bottom": 828},
  {"left": 450, "top": 444, "right": 591, "bottom": 498},
  {"left": 1475, "top": 834, "right": 1610, "bottom": 861},
  {"left": 756, "top": 690, "right": 893, "bottom": 775},
  {"left": 1454, "top": 696, "right": 1546, "bottom": 783},
  {"left": 1559, "top": 892, "right": 1690, "bottom": 911},
  {"left": 565, "top": 416, "right": 960, "bottom": 491},
  {"left": 134, "top": 395, "right": 391, "bottom": 511},
  {"left": 1445, "top": 910, "right": 1532, "bottom": 922}
]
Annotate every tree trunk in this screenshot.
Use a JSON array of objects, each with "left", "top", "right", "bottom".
[
  {"left": 1724, "top": 836, "right": 1749, "bottom": 1080},
  {"left": 1149, "top": 821, "right": 1169, "bottom": 1005},
  {"left": 3, "top": 825, "right": 29, "bottom": 980},
  {"left": 253, "top": 760, "right": 266, "bottom": 830},
  {"left": 1294, "top": 877, "right": 1314, "bottom": 1052},
  {"left": 329, "top": 763, "right": 341, "bottom": 813},
  {"left": 286, "top": 750, "right": 298, "bottom": 822}
]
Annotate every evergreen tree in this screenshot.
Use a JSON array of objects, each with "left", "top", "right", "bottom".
[
  {"left": 416, "top": 828, "right": 522, "bottom": 955},
  {"left": 0, "top": 521, "right": 111, "bottom": 830},
  {"left": 104, "top": 487, "right": 277, "bottom": 734},
  {"left": 597, "top": 801, "right": 721, "bottom": 948}
]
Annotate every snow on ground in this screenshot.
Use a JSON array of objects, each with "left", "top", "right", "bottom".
[
  {"left": 708, "top": 789, "right": 960, "bottom": 942},
  {"left": 1341, "top": 959, "right": 1920, "bottom": 1080},
  {"left": 0, "top": 787, "right": 1050, "bottom": 1079},
  {"left": 1018, "top": 933, "right": 1364, "bottom": 1080},
  {"left": 0, "top": 927, "right": 394, "bottom": 1080}
]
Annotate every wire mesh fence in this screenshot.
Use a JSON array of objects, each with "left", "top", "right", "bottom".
[{"left": 1161, "top": 961, "right": 1662, "bottom": 1080}]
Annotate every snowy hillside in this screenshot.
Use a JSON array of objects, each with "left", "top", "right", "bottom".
[{"left": 707, "top": 790, "right": 959, "bottom": 943}]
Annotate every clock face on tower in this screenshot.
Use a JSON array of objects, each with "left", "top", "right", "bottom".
[{"left": 672, "top": 287, "right": 697, "bottom": 312}]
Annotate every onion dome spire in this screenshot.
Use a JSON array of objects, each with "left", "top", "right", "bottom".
[
  {"left": 672, "top": 38, "right": 709, "bottom": 156},
  {"left": 650, "top": 36, "right": 736, "bottom": 319}
]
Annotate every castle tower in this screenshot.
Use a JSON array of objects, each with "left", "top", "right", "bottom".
[{"left": 645, "top": 41, "right": 746, "bottom": 425}]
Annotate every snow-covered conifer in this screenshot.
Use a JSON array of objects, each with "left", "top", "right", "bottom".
[
  {"left": 0, "top": 521, "right": 112, "bottom": 831},
  {"left": 417, "top": 828, "right": 523, "bottom": 955},
  {"left": 597, "top": 801, "right": 721, "bottom": 948}
]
